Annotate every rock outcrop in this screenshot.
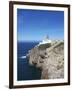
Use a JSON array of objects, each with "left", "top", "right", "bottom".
[{"left": 27, "top": 40, "right": 64, "bottom": 79}]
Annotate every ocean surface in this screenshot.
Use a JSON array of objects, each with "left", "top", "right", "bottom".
[{"left": 17, "top": 41, "right": 42, "bottom": 81}]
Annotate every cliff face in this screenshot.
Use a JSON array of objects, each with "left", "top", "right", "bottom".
[{"left": 27, "top": 40, "right": 64, "bottom": 79}]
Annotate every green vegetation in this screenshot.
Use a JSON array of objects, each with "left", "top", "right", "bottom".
[{"left": 38, "top": 43, "right": 51, "bottom": 50}]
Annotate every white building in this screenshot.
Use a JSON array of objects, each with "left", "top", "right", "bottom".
[{"left": 39, "top": 35, "right": 52, "bottom": 45}]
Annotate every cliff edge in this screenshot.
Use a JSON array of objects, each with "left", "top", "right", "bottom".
[{"left": 27, "top": 40, "right": 64, "bottom": 79}]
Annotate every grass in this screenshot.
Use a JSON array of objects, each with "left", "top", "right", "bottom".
[{"left": 38, "top": 43, "right": 51, "bottom": 50}]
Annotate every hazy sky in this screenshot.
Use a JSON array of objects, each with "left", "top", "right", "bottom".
[{"left": 17, "top": 9, "right": 64, "bottom": 41}]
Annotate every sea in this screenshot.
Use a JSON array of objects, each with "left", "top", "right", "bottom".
[{"left": 17, "top": 41, "right": 42, "bottom": 81}]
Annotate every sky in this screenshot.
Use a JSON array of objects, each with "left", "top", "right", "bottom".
[{"left": 17, "top": 9, "right": 64, "bottom": 42}]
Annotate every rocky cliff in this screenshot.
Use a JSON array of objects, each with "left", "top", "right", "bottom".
[{"left": 27, "top": 40, "right": 64, "bottom": 79}]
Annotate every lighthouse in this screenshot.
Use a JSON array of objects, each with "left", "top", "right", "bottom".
[{"left": 39, "top": 35, "right": 52, "bottom": 45}]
